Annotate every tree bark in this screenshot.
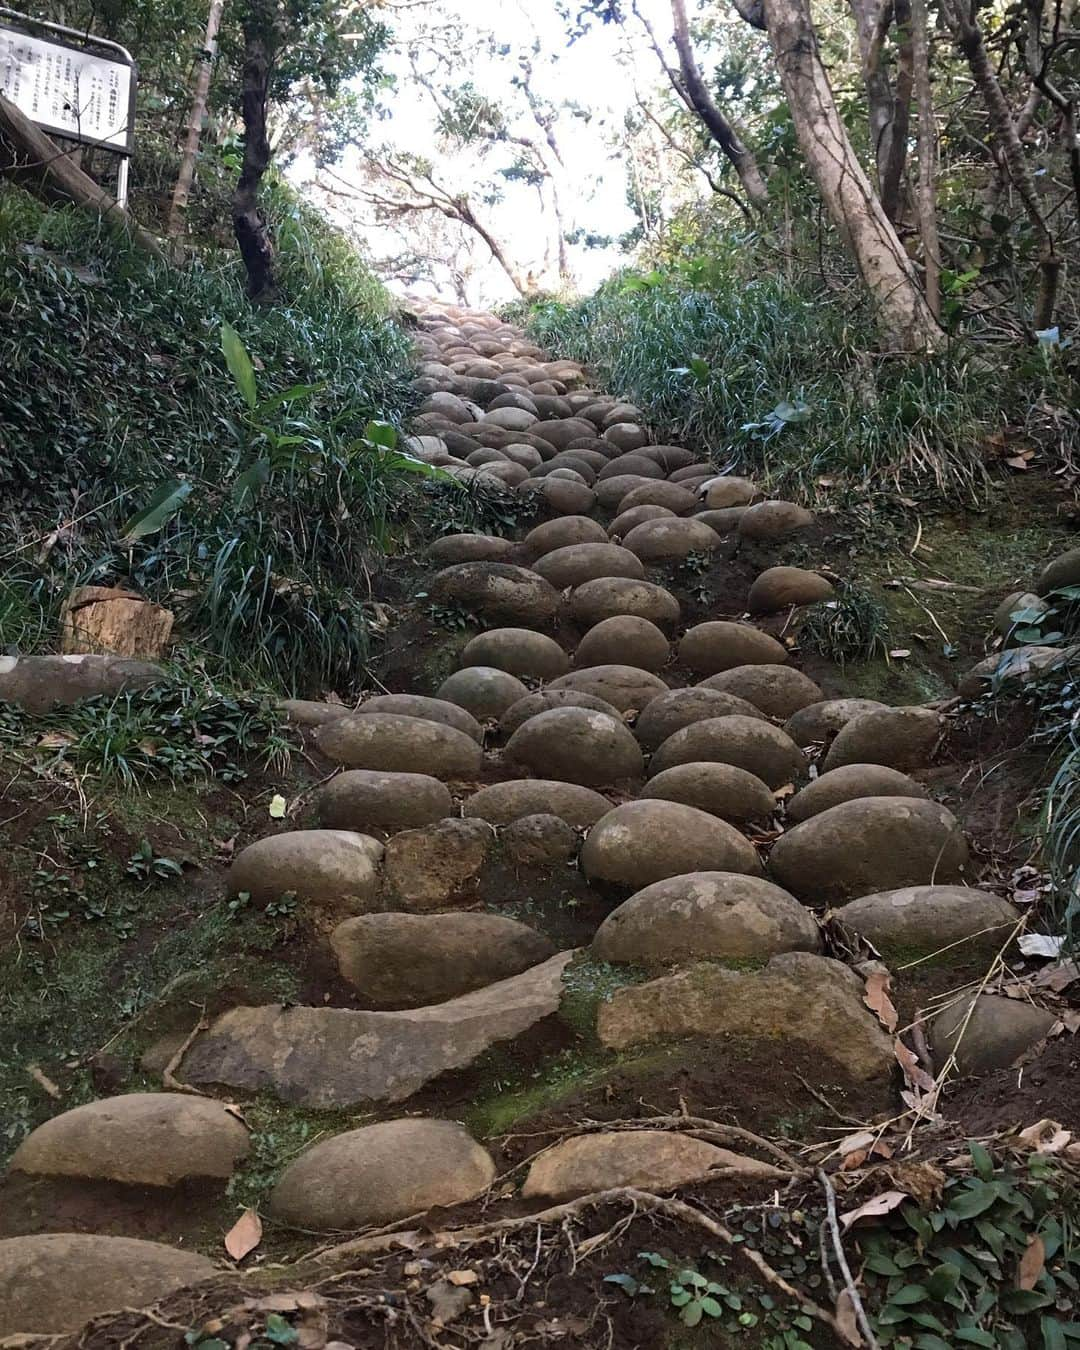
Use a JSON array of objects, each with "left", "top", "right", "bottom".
[
  {"left": 0, "top": 94, "right": 164, "bottom": 257},
  {"left": 233, "top": 13, "right": 276, "bottom": 303},
  {"left": 668, "top": 0, "right": 769, "bottom": 208},
  {"left": 168, "top": 0, "right": 226, "bottom": 241},
  {"left": 911, "top": 0, "right": 940, "bottom": 317},
  {"left": 848, "top": 0, "right": 913, "bottom": 222},
  {"left": 759, "top": 0, "right": 944, "bottom": 350}
]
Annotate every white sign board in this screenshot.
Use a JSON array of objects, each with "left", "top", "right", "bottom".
[{"left": 1, "top": 24, "right": 134, "bottom": 151}]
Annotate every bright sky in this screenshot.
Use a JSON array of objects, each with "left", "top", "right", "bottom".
[{"left": 305, "top": 0, "right": 695, "bottom": 306}]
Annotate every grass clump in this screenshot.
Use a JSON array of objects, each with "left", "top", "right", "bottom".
[{"left": 798, "top": 587, "right": 890, "bottom": 666}]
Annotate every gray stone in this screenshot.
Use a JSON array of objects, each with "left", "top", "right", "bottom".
[
  {"left": 574, "top": 615, "right": 670, "bottom": 672},
  {"left": 621, "top": 517, "right": 721, "bottom": 562},
  {"left": 837, "top": 886, "right": 1020, "bottom": 960},
  {"left": 549, "top": 664, "right": 668, "bottom": 713},
  {"left": 593, "top": 872, "right": 820, "bottom": 966},
  {"left": 678, "top": 622, "right": 788, "bottom": 676},
  {"left": 0, "top": 653, "right": 162, "bottom": 713},
  {"left": 270, "top": 1118, "right": 495, "bottom": 1229},
  {"left": 331, "top": 912, "right": 555, "bottom": 1006},
  {"left": 429, "top": 534, "right": 514, "bottom": 564},
  {"left": 822, "top": 706, "right": 941, "bottom": 773},
  {"left": 462, "top": 627, "right": 569, "bottom": 679},
  {"left": 783, "top": 698, "right": 887, "bottom": 749},
  {"left": 177, "top": 952, "right": 575, "bottom": 1106},
  {"left": 738, "top": 500, "right": 814, "bottom": 541},
  {"left": 649, "top": 715, "right": 807, "bottom": 789},
  {"left": 352, "top": 694, "right": 484, "bottom": 743},
  {"left": 618, "top": 481, "right": 698, "bottom": 515},
  {"left": 429, "top": 562, "right": 560, "bottom": 625},
  {"left": 608, "top": 504, "right": 675, "bottom": 537},
  {"left": 959, "top": 645, "right": 1074, "bottom": 699},
  {"left": 230, "top": 830, "right": 383, "bottom": 926},
  {"left": 786, "top": 764, "right": 928, "bottom": 823},
  {"left": 641, "top": 762, "right": 776, "bottom": 822},
  {"left": 931, "top": 994, "right": 1056, "bottom": 1076},
  {"left": 994, "top": 590, "right": 1049, "bottom": 637},
  {"left": 748, "top": 567, "right": 835, "bottom": 614},
  {"left": 568, "top": 576, "right": 681, "bottom": 631},
  {"left": 465, "top": 779, "right": 612, "bottom": 827},
  {"left": 634, "top": 687, "right": 766, "bottom": 753},
  {"left": 280, "top": 698, "right": 350, "bottom": 728},
  {"left": 581, "top": 800, "right": 761, "bottom": 889},
  {"left": 383, "top": 818, "right": 494, "bottom": 910},
  {"left": 522, "top": 477, "right": 596, "bottom": 514},
  {"left": 436, "top": 666, "right": 529, "bottom": 720},
  {"left": 315, "top": 770, "right": 453, "bottom": 835},
  {"left": 700, "top": 665, "right": 824, "bottom": 719},
  {"left": 532, "top": 542, "right": 645, "bottom": 589},
  {"left": 499, "top": 689, "right": 622, "bottom": 736},
  {"left": 506, "top": 706, "right": 644, "bottom": 787},
  {"left": 699, "top": 476, "right": 759, "bottom": 509},
  {"left": 502, "top": 813, "right": 579, "bottom": 865},
  {"left": 1037, "top": 547, "right": 1080, "bottom": 596},
  {"left": 523, "top": 515, "right": 609, "bottom": 558},
  {"left": 316, "top": 711, "right": 483, "bottom": 780}
]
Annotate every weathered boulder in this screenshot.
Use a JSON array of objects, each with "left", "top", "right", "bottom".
[
  {"left": 532, "top": 542, "right": 645, "bottom": 589},
  {"left": 280, "top": 698, "right": 350, "bottom": 728},
  {"left": 523, "top": 515, "right": 609, "bottom": 558},
  {"left": 581, "top": 800, "right": 761, "bottom": 889},
  {"left": 931, "top": 994, "right": 1056, "bottom": 1077},
  {"left": 694, "top": 507, "right": 748, "bottom": 536},
  {"left": 483, "top": 406, "right": 537, "bottom": 431},
  {"left": 783, "top": 698, "right": 887, "bottom": 748},
  {"left": 270, "top": 1119, "right": 496, "bottom": 1229},
  {"left": 351, "top": 694, "right": 484, "bottom": 743},
  {"left": 315, "top": 771, "right": 453, "bottom": 836},
  {"left": 603, "top": 422, "right": 649, "bottom": 451},
  {"left": 738, "top": 500, "right": 815, "bottom": 541},
  {"left": 466, "top": 779, "right": 611, "bottom": 827},
  {"left": 316, "top": 712, "right": 483, "bottom": 779},
  {"left": 768, "top": 797, "right": 968, "bottom": 904},
  {"left": 593, "top": 872, "right": 819, "bottom": 967},
  {"left": 177, "top": 952, "right": 575, "bottom": 1106},
  {"left": 522, "top": 477, "right": 597, "bottom": 515},
  {"left": 0, "top": 1235, "right": 215, "bottom": 1336},
  {"left": 678, "top": 622, "right": 788, "bottom": 675},
  {"left": 383, "top": 818, "right": 494, "bottom": 910},
  {"left": 574, "top": 615, "right": 670, "bottom": 672},
  {"left": 650, "top": 716, "right": 807, "bottom": 790},
  {"left": 429, "top": 562, "right": 560, "bottom": 625},
  {"left": 549, "top": 664, "right": 668, "bottom": 713},
  {"left": 331, "top": 912, "right": 555, "bottom": 1006},
  {"left": 748, "top": 566, "right": 835, "bottom": 614},
  {"left": 699, "top": 476, "right": 759, "bottom": 509},
  {"left": 502, "top": 813, "right": 580, "bottom": 865},
  {"left": 522, "top": 1131, "right": 771, "bottom": 1200},
  {"left": 621, "top": 516, "right": 721, "bottom": 562},
  {"left": 1037, "top": 547, "right": 1080, "bottom": 595},
  {"left": 462, "top": 627, "right": 569, "bottom": 679},
  {"left": 436, "top": 666, "right": 529, "bottom": 720},
  {"left": 609, "top": 504, "right": 675, "bottom": 537},
  {"left": 599, "top": 454, "right": 665, "bottom": 483},
  {"left": 618, "top": 481, "right": 699, "bottom": 515},
  {"left": 531, "top": 416, "right": 598, "bottom": 449},
  {"left": 994, "top": 590, "right": 1050, "bottom": 637},
  {"left": 822, "top": 706, "right": 941, "bottom": 773},
  {"left": 568, "top": 577, "right": 681, "bottom": 631},
  {"left": 0, "top": 653, "right": 163, "bottom": 713},
  {"left": 700, "top": 665, "right": 824, "bottom": 720},
  {"left": 230, "top": 830, "right": 383, "bottom": 923},
  {"left": 506, "top": 706, "right": 644, "bottom": 786},
  {"left": 836, "top": 886, "right": 1019, "bottom": 960},
  {"left": 594, "top": 474, "right": 654, "bottom": 510},
  {"left": 10, "top": 1093, "right": 248, "bottom": 1185},
  {"left": 429, "top": 533, "right": 514, "bottom": 564},
  {"left": 634, "top": 687, "right": 765, "bottom": 753},
  {"left": 786, "top": 764, "right": 927, "bottom": 823},
  {"left": 959, "top": 645, "right": 1074, "bottom": 699},
  {"left": 641, "top": 762, "right": 776, "bottom": 823},
  {"left": 597, "top": 953, "right": 895, "bottom": 1085}
]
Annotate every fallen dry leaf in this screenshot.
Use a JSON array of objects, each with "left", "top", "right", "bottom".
[
  {"left": 834, "top": 1289, "right": 861, "bottom": 1347},
  {"left": 225, "top": 1208, "right": 263, "bottom": 1261},
  {"left": 894, "top": 1038, "right": 935, "bottom": 1093},
  {"left": 1006, "top": 455, "right": 1031, "bottom": 471},
  {"left": 1018, "top": 1233, "right": 1046, "bottom": 1290},
  {"left": 446, "top": 1269, "right": 479, "bottom": 1286},
  {"left": 36, "top": 731, "right": 75, "bottom": 749},
  {"left": 1017, "top": 1119, "right": 1073, "bottom": 1154},
  {"left": 839, "top": 1189, "right": 908, "bottom": 1230},
  {"left": 864, "top": 971, "right": 898, "bottom": 1033}
]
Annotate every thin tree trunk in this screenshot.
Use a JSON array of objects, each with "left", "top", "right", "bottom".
[
  {"left": 456, "top": 197, "right": 534, "bottom": 296},
  {"left": 233, "top": 16, "right": 276, "bottom": 303},
  {"left": 911, "top": 0, "right": 940, "bottom": 317},
  {"left": 849, "top": 0, "right": 905, "bottom": 216},
  {"left": 760, "top": 0, "right": 944, "bottom": 351},
  {"left": 168, "top": 0, "right": 225, "bottom": 241},
  {"left": 880, "top": 0, "right": 914, "bottom": 223},
  {"left": 669, "top": 0, "right": 769, "bottom": 208}
]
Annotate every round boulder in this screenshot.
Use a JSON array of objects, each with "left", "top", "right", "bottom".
[
  {"left": 499, "top": 689, "right": 621, "bottom": 736},
  {"left": 1037, "top": 547, "right": 1080, "bottom": 596},
  {"left": 429, "top": 562, "right": 560, "bottom": 626},
  {"left": 593, "top": 872, "right": 820, "bottom": 966},
  {"left": 437, "top": 666, "right": 528, "bottom": 720},
  {"left": 581, "top": 800, "right": 761, "bottom": 889},
  {"left": 603, "top": 422, "right": 649, "bottom": 451},
  {"left": 466, "top": 779, "right": 611, "bottom": 827},
  {"left": 549, "top": 664, "right": 668, "bottom": 713},
  {"left": 641, "top": 762, "right": 776, "bottom": 823},
  {"left": 699, "top": 476, "right": 759, "bottom": 509},
  {"left": 316, "top": 713, "right": 483, "bottom": 779},
  {"left": 822, "top": 706, "right": 941, "bottom": 773},
  {"left": 429, "top": 534, "right": 514, "bottom": 565},
  {"left": 352, "top": 694, "right": 483, "bottom": 743},
  {"left": 748, "top": 566, "right": 835, "bottom": 614},
  {"left": 506, "top": 707, "right": 644, "bottom": 787},
  {"left": 738, "top": 500, "right": 815, "bottom": 541},
  {"left": 618, "top": 481, "right": 698, "bottom": 515},
  {"left": 650, "top": 715, "right": 807, "bottom": 789},
  {"left": 694, "top": 506, "right": 748, "bottom": 535},
  {"left": 230, "top": 830, "right": 383, "bottom": 920},
  {"left": 330, "top": 912, "right": 555, "bottom": 1007},
  {"left": 594, "top": 474, "right": 654, "bottom": 510},
  {"left": 836, "top": 885, "right": 1019, "bottom": 960},
  {"left": 270, "top": 1119, "right": 496, "bottom": 1229},
  {"left": 315, "top": 770, "right": 453, "bottom": 835},
  {"left": 787, "top": 764, "right": 928, "bottom": 824},
  {"left": 768, "top": 797, "right": 969, "bottom": 904},
  {"left": 502, "top": 813, "right": 579, "bottom": 866},
  {"left": 622, "top": 516, "right": 721, "bottom": 562},
  {"left": 609, "top": 504, "right": 675, "bottom": 536},
  {"left": 462, "top": 628, "right": 569, "bottom": 680},
  {"left": 679, "top": 622, "right": 788, "bottom": 675},
  {"left": 569, "top": 577, "right": 681, "bottom": 631},
  {"left": 931, "top": 994, "right": 1056, "bottom": 1077},
  {"left": 523, "top": 477, "right": 597, "bottom": 514},
  {"left": 523, "top": 515, "right": 608, "bottom": 559},
  {"left": 532, "top": 543, "right": 645, "bottom": 589},
  {"left": 574, "top": 616, "right": 670, "bottom": 672},
  {"left": 11, "top": 1093, "right": 249, "bottom": 1186},
  {"left": 784, "top": 698, "right": 888, "bottom": 748},
  {"left": 598, "top": 455, "right": 665, "bottom": 483},
  {"left": 634, "top": 687, "right": 765, "bottom": 753},
  {"left": 700, "top": 665, "right": 824, "bottom": 719}
]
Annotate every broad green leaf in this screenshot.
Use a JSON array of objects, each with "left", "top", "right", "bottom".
[
  {"left": 255, "top": 382, "right": 324, "bottom": 415},
  {"left": 1045, "top": 1318, "right": 1069, "bottom": 1350},
  {"left": 914, "top": 1336, "right": 953, "bottom": 1350},
  {"left": 680, "top": 1300, "right": 703, "bottom": 1327},
  {"left": 220, "top": 321, "right": 257, "bottom": 409},
  {"left": 699, "top": 1297, "right": 724, "bottom": 1318},
  {"left": 603, "top": 1273, "right": 639, "bottom": 1296},
  {"left": 926, "top": 1263, "right": 960, "bottom": 1300},
  {"left": 866, "top": 1253, "right": 904, "bottom": 1276},
  {"left": 1002, "top": 1288, "right": 1054, "bottom": 1314},
  {"left": 947, "top": 1182, "right": 1001, "bottom": 1219},
  {"left": 969, "top": 1141, "right": 994, "bottom": 1180},
  {"left": 364, "top": 419, "right": 398, "bottom": 449},
  {"left": 119, "top": 479, "right": 193, "bottom": 541},
  {"left": 264, "top": 1314, "right": 298, "bottom": 1346},
  {"left": 953, "top": 1330, "right": 997, "bottom": 1347},
  {"left": 889, "top": 1284, "right": 930, "bottom": 1305}
]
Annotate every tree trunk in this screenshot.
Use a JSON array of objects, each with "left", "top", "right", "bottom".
[
  {"left": 233, "top": 13, "right": 276, "bottom": 303},
  {"left": 168, "top": 0, "right": 226, "bottom": 241},
  {"left": 911, "top": 0, "right": 940, "bottom": 318},
  {"left": 760, "top": 0, "right": 944, "bottom": 351},
  {"left": 849, "top": 0, "right": 913, "bottom": 222},
  {"left": 456, "top": 197, "right": 534, "bottom": 296},
  {"left": 669, "top": 0, "right": 769, "bottom": 208}
]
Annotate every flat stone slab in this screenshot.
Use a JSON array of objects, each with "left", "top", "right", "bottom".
[
  {"left": 0, "top": 653, "right": 162, "bottom": 713},
  {"left": 177, "top": 952, "right": 576, "bottom": 1107}
]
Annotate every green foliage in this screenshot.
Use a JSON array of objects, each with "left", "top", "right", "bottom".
[{"left": 799, "top": 587, "right": 891, "bottom": 666}]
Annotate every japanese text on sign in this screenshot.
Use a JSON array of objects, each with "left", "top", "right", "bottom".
[{"left": 0, "top": 24, "right": 132, "bottom": 150}]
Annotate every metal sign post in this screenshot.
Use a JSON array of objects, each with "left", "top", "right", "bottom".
[{"left": 0, "top": 8, "right": 136, "bottom": 206}]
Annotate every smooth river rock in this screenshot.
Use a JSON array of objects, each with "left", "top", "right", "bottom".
[
  {"left": 315, "top": 712, "right": 483, "bottom": 779},
  {"left": 506, "top": 706, "right": 644, "bottom": 787},
  {"left": 581, "top": 800, "right": 761, "bottom": 889}
]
